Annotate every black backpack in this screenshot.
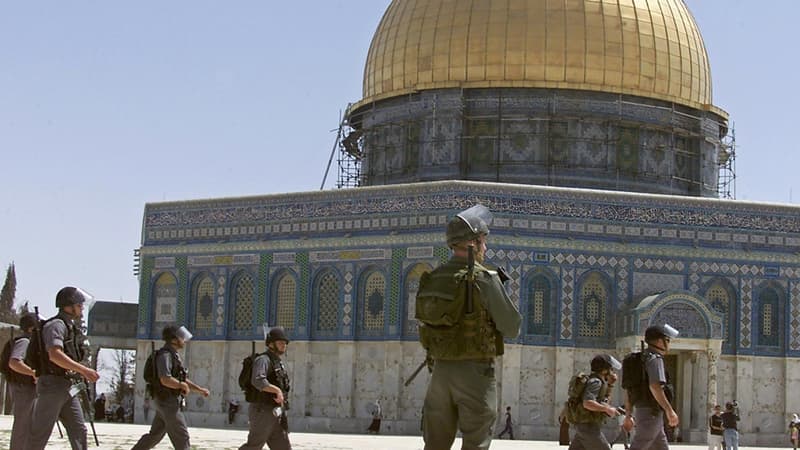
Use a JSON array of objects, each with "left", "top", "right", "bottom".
[
  {"left": 238, "top": 350, "right": 267, "bottom": 402},
  {"left": 143, "top": 343, "right": 169, "bottom": 398},
  {"left": 621, "top": 351, "right": 644, "bottom": 391},
  {"left": 1, "top": 336, "right": 35, "bottom": 385}
]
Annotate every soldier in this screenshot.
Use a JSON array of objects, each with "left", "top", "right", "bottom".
[
  {"left": 26, "top": 287, "right": 100, "bottom": 450},
  {"left": 132, "top": 325, "right": 210, "bottom": 450},
  {"left": 623, "top": 324, "right": 680, "bottom": 450},
  {"left": 239, "top": 326, "right": 292, "bottom": 450},
  {"left": 416, "top": 204, "right": 522, "bottom": 450},
  {"left": 6, "top": 313, "right": 38, "bottom": 450},
  {"left": 567, "top": 354, "right": 622, "bottom": 450}
]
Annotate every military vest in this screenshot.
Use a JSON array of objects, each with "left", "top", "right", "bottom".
[
  {"left": 631, "top": 350, "right": 673, "bottom": 409},
  {"left": 36, "top": 316, "right": 85, "bottom": 377},
  {"left": 252, "top": 350, "right": 291, "bottom": 408},
  {"left": 416, "top": 259, "right": 503, "bottom": 361},
  {"left": 152, "top": 346, "right": 187, "bottom": 399},
  {"left": 566, "top": 373, "right": 610, "bottom": 424}
]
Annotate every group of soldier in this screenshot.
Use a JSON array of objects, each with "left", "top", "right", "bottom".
[{"left": 4, "top": 204, "right": 681, "bottom": 450}]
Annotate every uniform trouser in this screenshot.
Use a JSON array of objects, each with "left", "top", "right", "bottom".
[
  {"left": 628, "top": 406, "right": 668, "bottom": 450},
  {"left": 568, "top": 422, "right": 612, "bottom": 450},
  {"left": 723, "top": 429, "right": 739, "bottom": 450},
  {"left": 422, "top": 359, "right": 497, "bottom": 450},
  {"left": 708, "top": 433, "right": 724, "bottom": 450},
  {"left": 131, "top": 395, "right": 190, "bottom": 450},
  {"left": 238, "top": 403, "right": 292, "bottom": 450},
  {"left": 9, "top": 382, "right": 36, "bottom": 450},
  {"left": 25, "top": 375, "right": 87, "bottom": 450}
]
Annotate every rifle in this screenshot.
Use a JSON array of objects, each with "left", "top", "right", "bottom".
[
  {"left": 403, "top": 355, "right": 432, "bottom": 387},
  {"left": 71, "top": 379, "right": 99, "bottom": 446},
  {"left": 466, "top": 245, "right": 475, "bottom": 314}
]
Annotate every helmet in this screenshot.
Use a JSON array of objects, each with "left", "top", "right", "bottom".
[
  {"left": 19, "top": 312, "right": 38, "bottom": 331},
  {"left": 590, "top": 354, "right": 622, "bottom": 373},
  {"left": 55, "top": 286, "right": 92, "bottom": 308},
  {"left": 265, "top": 326, "right": 290, "bottom": 344},
  {"left": 644, "top": 323, "right": 679, "bottom": 343},
  {"left": 446, "top": 204, "right": 492, "bottom": 247},
  {"left": 162, "top": 325, "right": 193, "bottom": 342}
]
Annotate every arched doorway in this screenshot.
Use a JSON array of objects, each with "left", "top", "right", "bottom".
[{"left": 616, "top": 290, "right": 724, "bottom": 444}]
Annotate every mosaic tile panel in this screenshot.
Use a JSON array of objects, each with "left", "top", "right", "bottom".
[
  {"left": 257, "top": 254, "right": 270, "bottom": 324},
  {"left": 740, "top": 279, "right": 752, "bottom": 348},
  {"left": 560, "top": 268, "right": 575, "bottom": 340},
  {"left": 434, "top": 246, "right": 450, "bottom": 264},
  {"left": 342, "top": 266, "right": 353, "bottom": 335},
  {"left": 791, "top": 281, "right": 800, "bottom": 351},
  {"left": 297, "top": 252, "right": 309, "bottom": 325},
  {"left": 632, "top": 272, "right": 685, "bottom": 299},
  {"left": 389, "top": 248, "right": 404, "bottom": 327},
  {"left": 137, "top": 257, "right": 154, "bottom": 335},
  {"left": 215, "top": 269, "right": 227, "bottom": 335},
  {"left": 176, "top": 256, "right": 188, "bottom": 324},
  {"left": 689, "top": 262, "right": 701, "bottom": 293}
]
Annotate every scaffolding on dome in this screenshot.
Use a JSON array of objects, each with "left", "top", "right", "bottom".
[
  {"left": 717, "top": 124, "right": 737, "bottom": 199},
  {"left": 320, "top": 108, "right": 363, "bottom": 190}
]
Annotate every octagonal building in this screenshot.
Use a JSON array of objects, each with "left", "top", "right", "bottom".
[{"left": 134, "top": 1, "right": 800, "bottom": 445}]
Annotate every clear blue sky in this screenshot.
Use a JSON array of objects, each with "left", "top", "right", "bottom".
[{"left": 1, "top": 0, "right": 797, "bottom": 320}]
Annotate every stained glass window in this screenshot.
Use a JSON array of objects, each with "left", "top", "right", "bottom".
[
  {"left": 527, "top": 275, "right": 551, "bottom": 336},
  {"left": 758, "top": 287, "right": 779, "bottom": 347},
  {"left": 579, "top": 272, "right": 607, "bottom": 338},
  {"left": 153, "top": 273, "right": 177, "bottom": 333},
  {"left": 404, "top": 263, "right": 431, "bottom": 336},
  {"left": 194, "top": 275, "right": 215, "bottom": 333},
  {"left": 707, "top": 281, "right": 731, "bottom": 344},
  {"left": 315, "top": 271, "right": 339, "bottom": 336},
  {"left": 359, "top": 271, "right": 385, "bottom": 334},
  {"left": 232, "top": 273, "right": 254, "bottom": 332},
  {"left": 274, "top": 273, "right": 296, "bottom": 331}
]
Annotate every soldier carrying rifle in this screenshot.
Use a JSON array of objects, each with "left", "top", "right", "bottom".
[
  {"left": 415, "top": 204, "right": 521, "bottom": 450},
  {"left": 25, "top": 286, "right": 100, "bottom": 450}
]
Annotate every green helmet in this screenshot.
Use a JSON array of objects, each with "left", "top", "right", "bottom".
[{"left": 446, "top": 204, "right": 492, "bottom": 247}]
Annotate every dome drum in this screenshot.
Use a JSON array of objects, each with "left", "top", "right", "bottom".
[{"left": 349, "top": 87, "right": 725, "bottom": 197}]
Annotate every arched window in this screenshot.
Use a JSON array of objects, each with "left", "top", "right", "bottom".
[
  {"left": 758, "top": 286, "right": 780, "bottom": 347},
  {"left": 403, "top": 263, "right": 431, "bottom": 337},
  {"left": 192, "top": 274, "right": 215, "bottom": 336},
  {"left": 313, "top": 270, "right": 340, "bottom": 338},
  {"left": 527, "top": 274, "right": 553, "bottom": 336},
  {"left": 358, "top": 270, "right": 386, "bottom": 337},
  {"left": 704, "top": 279, "right": 735, "bottom": 348},
  {"left": 152, "top": 273, "right": 177, "bottom": 335},
  {"left": 231, "top": 272, "right": 255, "bottom": 333},
  {"left": 578, "top": 272, "right": 608, "bottom": 338},
  {"left": 272, "top": 272, "right": 297, "bottom": 332}
]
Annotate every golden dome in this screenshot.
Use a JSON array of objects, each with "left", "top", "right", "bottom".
[{"left": 358, "top": 0, "right": 718, "bottom": 112}]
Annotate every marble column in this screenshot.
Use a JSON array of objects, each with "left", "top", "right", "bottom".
[{"left": 706, "top": 348, "right": 719, "bottom": 412}]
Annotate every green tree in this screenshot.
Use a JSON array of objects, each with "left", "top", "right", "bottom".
[{"left": 0, "top": 263, "right": 17, "bottom": 324}]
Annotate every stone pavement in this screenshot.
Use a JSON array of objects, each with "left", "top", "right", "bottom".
[{"left": 0, "top": 415, "right": 784, "bottom": 449}]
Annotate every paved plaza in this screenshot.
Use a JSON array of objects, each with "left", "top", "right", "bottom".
[{"left": 0, "top": 415, "right": 787, "bottom": 450}]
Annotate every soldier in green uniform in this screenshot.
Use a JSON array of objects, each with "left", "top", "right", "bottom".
[
  {"left": 567, "top": 354, "right": 622, "bottom": 450},
  {"left": 416, "top": 204, "right": 522, "bottom": 450}
]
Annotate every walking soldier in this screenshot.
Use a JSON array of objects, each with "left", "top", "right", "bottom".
[{"left": 25, "top": 287, "right": 100, "bottom": 450}]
